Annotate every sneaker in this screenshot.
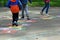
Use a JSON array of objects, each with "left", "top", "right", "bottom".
[
  {"left": 12, "top": 21, "right": 18, "bottom": 26},
  {"left": 15, "top": 23, "right": 18, "bottom": 26},
  {"left": 40, "top": 11, "right": 43, "bottom": 15},
  {"left": 12, "top": 21, "right": 15, "bottom": 26},
  {"left": 27, "top": 18, "right": 30, "bottom": 20},
  {"left": 12, "top": 23, "right": 15, "bottom": 26},
  {"left": 45, "top": 14, "right": 50, "bottom": 16},
  {"left": 43, "top": 14, "right": 50, "bottom": 18},
  {"left": 20, "top": 17, "right": 24, "bottom": 20}
]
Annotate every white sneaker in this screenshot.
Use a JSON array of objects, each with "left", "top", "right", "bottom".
[
  {"left": 43, "top": 14, "right": 50, "bottom": 18},
  {"left": 45, "top": 14, "right": 50, "bottom": 16}
]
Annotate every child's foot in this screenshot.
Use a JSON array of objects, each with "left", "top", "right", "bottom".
[
  {"left": 40, "top": 11, "right": 43, "bottom": 15},
  {"left": 27, "top": 17, "right": 30, "bottom": 20},
  {"left": 15, "top": 23, "right": 18, "bottom": 26},
  {"left": 12, "top": 21, "right": 18, "bottom": 26},
  {"left": 45, "top": 14, "right": 50, "bottom": 17},
  {"left": 20, "top": 17, "right": 24, "bottom": 20},
  {"left": 43, "top": 14, "right": 50, "bottom": 18},
  {"left": 12, "top": 24, "right": 15, "bottom": 26}
]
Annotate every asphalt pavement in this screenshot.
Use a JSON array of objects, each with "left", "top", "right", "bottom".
[{"left": 0, "top": 7, "right": 60, "bottom": 40}]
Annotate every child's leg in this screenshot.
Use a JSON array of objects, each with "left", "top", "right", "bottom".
[
  {"left": 12, "top": 13, "right": 19, "bottom": 26},
  {"left": 25, "top": 5, "right": 29, "bottom": 17},
  {"left": 41, "top": 2, "right": 47, "bottom": 13},
  {"left": 12, "top": 13, "right": 15, "bottom": 26},
  {"left": 25, "top": 5, "right": 30, "bottom": 20},
  {"left": 21, "top": 4, "right": 26, "bottom": 18},
  {"left": 46, "top": 3, "right": 50, "bottom": 14},
  {"left": 15, "top": 13, "right": 19, "bottom": 22},
  {"left": 12, "top": 13, "right": 15, "bottom": 23}
]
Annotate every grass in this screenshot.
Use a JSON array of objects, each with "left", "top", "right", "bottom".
[
  {"left": 28, "top": 2, "right": 60, "bottom": 7},
  {"left": 0, "top": 1, "right": 60, "bottom": 7}
]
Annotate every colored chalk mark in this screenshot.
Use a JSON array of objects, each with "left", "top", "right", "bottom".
[
  {"left": 42, "top": 17, "right": 53, "bottom": 19},
  {"left": 40, "top": 16, "right": 56, "bottom": 20},
  {"left": 18, "top": 20, "right": 26, "bottom": 24},
  {"left": 9, "top": 25, "right": 22, "bottom": 28},
  {"left": 7, "top": 23, "right": 22, "bottom": 30},
  {"left": 0, "top": 28, "right": 17, "bottom": 34},
  {"left": 9, "top": 26, "right": 27, "bottom": 31},
  {"left": 56, "top": 15, "right": 60, "bottom": 17},
  {"left": 1, "top": 16, "right": 12, "bottom": 20},
  {"left": 26, "top": 20, "right": 37, "bottom": 23},
  {"left": 7, "top": 23, "right": 27, "bottom": 31},
  {"left": 0, "top": 26, "right": 25, "bottom": 34},
  {"left": 1, "top": 30, "right": 17, "bottom": 34},
  {"left": 18, "top": 20, "right": 25, "bottom": 22},
  {"left": 2, "top": 16, "right": 7, "bottom": 18},
  {"left": 32, "top": 18, "right": 38, "bottom": 20},
  {"left": 7, "top": 16, "right": 12, "bottom": 19},
  {"left": 22, "top": 23, "right": 31, "bottom": 26},
  {"left": 6, "top": 16, "right": 12, "bottom": 20},
  {"left": 7, "top": 23, "right": 12, "bottom": 26}
]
